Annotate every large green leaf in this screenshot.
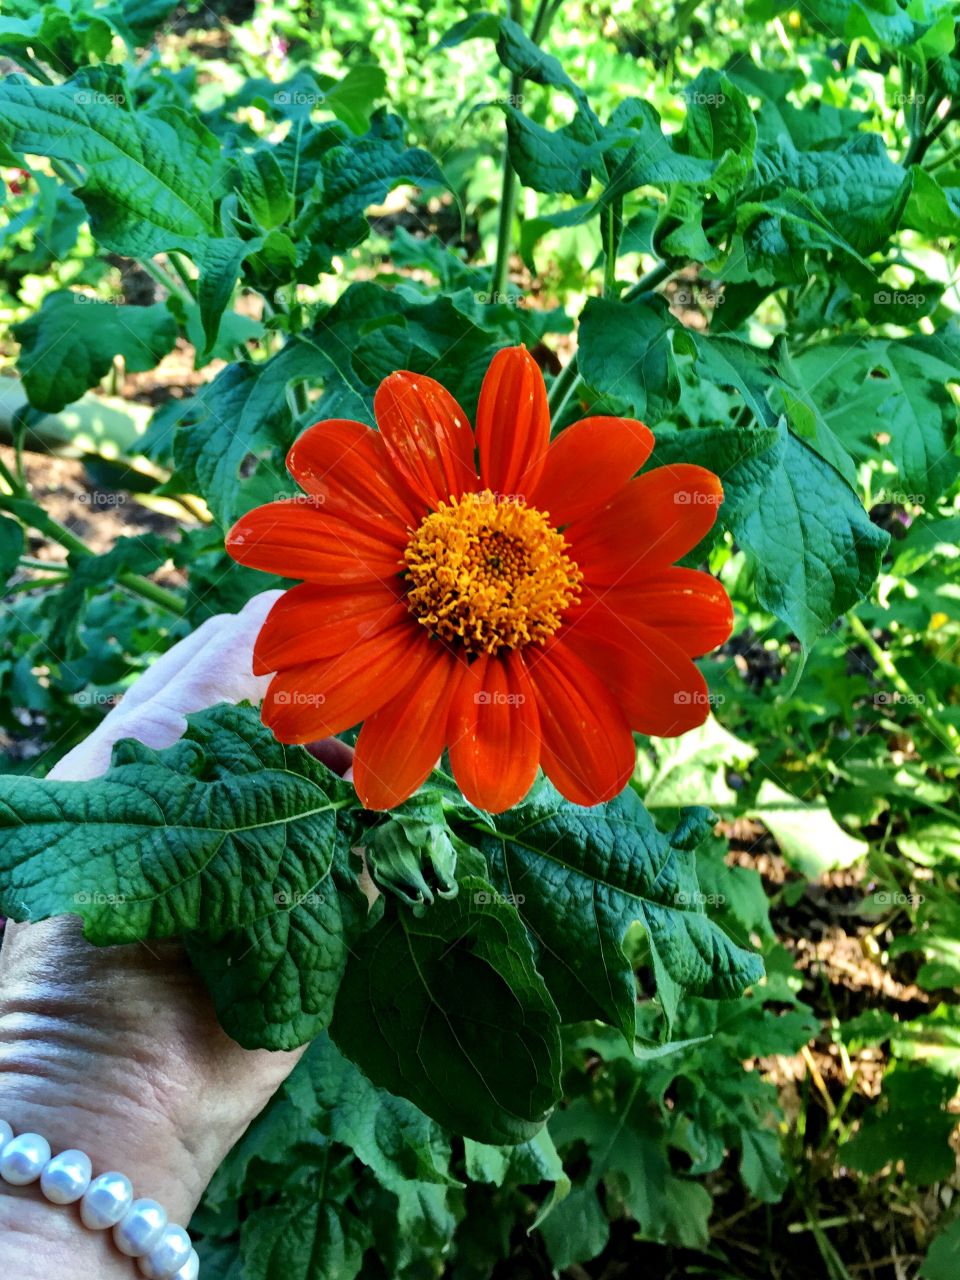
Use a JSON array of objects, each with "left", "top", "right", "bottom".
[
  {"left": 330, "top": 875, "right": 562, "bottom": 1144},
  {"left": 466, "top": 781, "right": 763, "bottom": 1041},
  {"left": 0, "top": 82, "right": 243, "bottom": 350},
  {"left": 0, "top": 703, "right": 355, "bottom": 942},
  {"left": 13, "top": 290, "right": 177, "bottom": 413}
]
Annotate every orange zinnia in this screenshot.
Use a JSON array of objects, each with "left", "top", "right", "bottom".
[{"left": 226, "top": 346, "right": 732, "bottom": 813}]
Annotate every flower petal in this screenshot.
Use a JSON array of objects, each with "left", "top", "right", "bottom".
[
  {"left": 578, "top": 568, "right": 733, "bottom": 658},
  {"left": 475, "top": 346, "right": 550, "bottom": 496},
  {"left": 567, "top": 464, "right": 724, "bottom": 584},
  {"left": 561, "top": 608, "right": 710, "bottom": 736},
  {"left": 447, "top": 652, "right": 541, "bottom": 813},
  {"left": 529, "top": 416, "right": 654, "bottom": 526},
  {"left": 262, "top": 622, "right": 431, "bottom": 741},
  {"left": 253, "top": 582, "right": 408, "bottom": 675},
  {"left": 522, "top": 640, "right": 635, "bottom": 806},
  {"left": 374, "top": 370, "right": 477, "bottom": 507},
  {"left": 226, "top": 500, "right": 405, "bottom": 584},
  {"left": 353, "top": 644, "right": 466, "bottom": 810},
  {"left": 287, "top": 419, "right": 423, "bottom": 532}
]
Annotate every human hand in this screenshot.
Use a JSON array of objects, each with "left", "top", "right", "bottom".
[{"left": 0, "top": 592, "right": 353, "bottom": 1277}]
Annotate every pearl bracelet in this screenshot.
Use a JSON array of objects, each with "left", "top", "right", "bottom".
[{"left": 0, "top": 1120, "right": 199, "bottom": 1279}]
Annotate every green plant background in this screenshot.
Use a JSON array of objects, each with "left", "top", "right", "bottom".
[{"left": 1, "top": 0, "right": 959, "bottom": 1276}]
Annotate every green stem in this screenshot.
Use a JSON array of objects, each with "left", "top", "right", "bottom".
[
  {"left": 490, "top": 0, "right": 556, "bottom": 302},
  {"left": 929, "top": 138, "right": 960, "bottom": 172},
  {"left": 139, "top": 256, "right": 194, "bottom": 308},
  {"left": 0, "top": 454, "right": 25, "bottom": 498},
  {"left": 167, "top": 251, "right": 197, "bottom": 298},
  {"left": 546, "top": 356, "right": 580, "bottom": 422},
  {"left": 621, "top": 260, "right": 674, "bottom": 302},
  {"left": 848, "top": 611, "right": 960, "bottom": 751},
  {"left": 602, "top": 203, "right": 619, "bottom": 296},
  {"left": 6, "top": 574, "right": 69, "bottom": 594},
  {"left": 0, "top": 496, "right": 185, "bottom": 618},
  {"left": 115, "top": 570, "right": 186, "bottom": 616}
]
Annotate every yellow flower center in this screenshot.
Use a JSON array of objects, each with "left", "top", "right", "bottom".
[{"left": 403, "top": 489, "right": 582, "bottom": 656}]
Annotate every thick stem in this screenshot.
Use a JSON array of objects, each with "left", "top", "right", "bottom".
[{"left": 621, "top": 260, "right": 674, "bottom": 302}]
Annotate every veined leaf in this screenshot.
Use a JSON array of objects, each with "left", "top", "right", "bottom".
[
  {"left": 0, "top": 703, "right": 355, "bottom": 942},
  {"left": 466, "top": 781, "right": 763, "bottom": 1041},
  {"left": 330, "top": 874, "right": 562, "bottom": 1144}
]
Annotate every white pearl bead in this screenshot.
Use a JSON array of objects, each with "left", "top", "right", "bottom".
[
  {"left": 138, "top": 1224, "right": 192, "bottom": 1278},
  {"left": 170, "top": 1248, "right": 200, "bottom": 1280},
  {"left": 114, "top": 1199, "right": 168, "bottom": 1257},
  {"left": 41, "top": 1148, "right": 92, "bottom": 1205},
  {"left": 0, "top": 1132, "right": 51, "bottom": 1185},
  {"left": 0, "top": 1120, "right": 12, "bottom": 1149},
  {"left": 81, "top": 1171, "right": 134, "bottom": 1229}
]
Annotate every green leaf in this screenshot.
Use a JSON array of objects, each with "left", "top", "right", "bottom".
[
  {"left": 237, "top": 149, "right": 293, "bottom": 230},
  {"left": 291, "top": 1034, "right": 455, "bottom": 1190},
  {"left": 740, "top": 1127, "right": 788, "bottom": 1202},
  {"left": 682, "top": 68, "right": 757, "bottom": 164},
  {"left": 13, "top": 290, "right": 177, "bottom": 413},
  {"left": 319, "top": 63, "right": 387, "bottom": 135},
  {"left": 576, "top": 295, "right": 681, "bottom": 421},
  {"left": 503, "top": 106, "right": 596, "bottom": 196},
  {"left": 754, "top": 132, "right": 909, "bottom": 255},
  {"left": 0, "top": 703, "right": 355, "bottom": 943},
  {"left": 794, "top": 331, "right": 960, "bottom": 504},
  {"left": 330, "top": 875, "right": 562, "bottom": 1143},
  {"left": 0, "top": 83, "right": 247, "bottom": 351},
  {"left": 184, "top": 884, "right": 350, "bottom": 1051},
  {"left": 467, "top": 781, "right": 763, "bottom": 1041},
  {"left": 241, "top": 1198, "right": 371, "bottom": 1280},
  {"left": 170, "top": 343, "right": 317, "bottom": 524},
  {"left": 0, "top": 514, "right": 25, "bottom": 585},
  {"left": 841, "top": 1067, "right": 958, "bottom": 1185},
  {"left": 922, "top": 1216, "right": 960, "bottom": 1280}
]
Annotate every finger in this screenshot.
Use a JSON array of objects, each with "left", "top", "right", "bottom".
[{"left": 305, "top": 737, "right": 355, "bottom": 777}]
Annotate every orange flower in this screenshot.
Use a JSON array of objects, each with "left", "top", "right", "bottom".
[{"left": 226, "top": 346, "right": 732, "bottom": 813}]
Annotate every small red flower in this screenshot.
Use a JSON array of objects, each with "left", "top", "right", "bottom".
[{"left": 227, "top": 346, "right": 732, "bottom": 812}]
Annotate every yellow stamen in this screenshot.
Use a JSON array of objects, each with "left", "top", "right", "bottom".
[{"left": 403, "top": 489, "right": 582, "bottom": 656}]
